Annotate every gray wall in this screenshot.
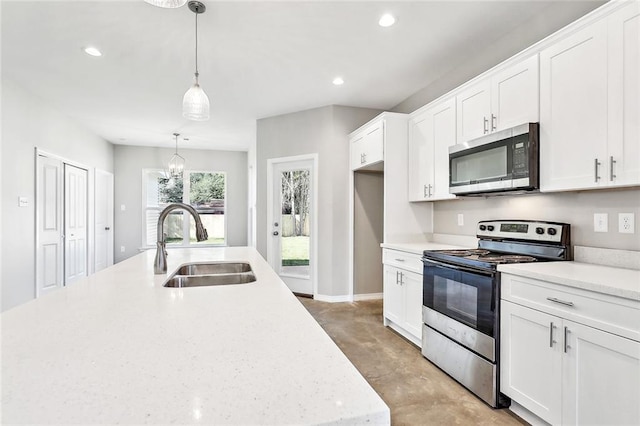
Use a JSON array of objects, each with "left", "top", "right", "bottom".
[
  {"left": 1, "top": 78, "right": 114, "bottom": 311},
  {"left": 256, "top": 105, "right": 382, "bottom": 298},
  {"left": 354, "top": 172, "right": 384, "bottom": 295},
  {"left": 113, "top": 145, "right": 248, "bottom": 263}
]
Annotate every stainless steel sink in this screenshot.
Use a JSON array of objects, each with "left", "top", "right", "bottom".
[
  {"left": 175, "top": 262, "right": 252, "bottom": 275},
  {"left": 164, "top": 272, "right": 256, "bottom": 288},
  {"left": 163, "top": 262, "right": 256, "bottom": 288}
]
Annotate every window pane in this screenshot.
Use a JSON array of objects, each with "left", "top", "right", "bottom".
[
  {"left": 189, "top": 172, "right": 225, "bottom": 245},
  {"left": 164, "top": 211, "right": 184, "bottom": 245},
  {"left": 280, "top": 169, "right": 310, "bottom": 277}
]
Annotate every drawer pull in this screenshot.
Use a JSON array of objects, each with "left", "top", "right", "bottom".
[
  {"left": 564, "top": 326, "right": 570, "bottom": 353},
  {"left": 549, "top": 322, "right": 557, "bottom": 348},
  {"left": 546, "top": 297, "right": 574, "bottom": 307},
  {"left": 394, "top": 258, "right": 406, "bottom": 262}
]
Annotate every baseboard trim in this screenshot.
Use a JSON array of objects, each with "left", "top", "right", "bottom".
[
  {"left": 353, "top": 292, "right": 383, "bottom": 301},
  {"left": 314, "top": 294, "right": 352, "bottom": 303}
]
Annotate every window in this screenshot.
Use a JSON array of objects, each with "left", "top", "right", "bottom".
[{"left": 143, "top": 170, "right": 226, "bottom": 247}]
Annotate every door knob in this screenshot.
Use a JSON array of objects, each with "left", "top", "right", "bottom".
[
  {"left": 272, "top": 231, "right": 279, "bottom": 236},
  {"left": 274, "top": 222, "right": 279, "bottom": 227}
]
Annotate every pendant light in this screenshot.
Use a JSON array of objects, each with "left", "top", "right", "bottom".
[
  {"left": 183, "top": 1, "right": 210, "bottom": 121},
  {"left": 144, "top": 0, "right": 187, "bottom": 8},
  {"left": 168, "top": 133, "right": 185, "bottom": 178}
]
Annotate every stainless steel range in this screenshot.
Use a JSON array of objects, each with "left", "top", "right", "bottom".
[{"left": 421, "top": 220, "right": 571, "bottom": 408}]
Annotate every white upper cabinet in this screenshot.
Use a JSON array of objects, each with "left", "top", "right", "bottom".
[
  {"left": 350, "top": 121, "right": 384, "bottom": 171},
  {"left": 408, "top": 97, "right": 457, "bottom": 201},
  {"left": 540, "top": 20, "right": 609, "bottom": 191},
  {"left": 540, "top": 1, "right": 640, "bottom": 192},
  {"left": 608, "top": 2, "right": 640, "bottom": 187},
  {"left": 456, "top": 55, "right": 539, "bottom": 144}
]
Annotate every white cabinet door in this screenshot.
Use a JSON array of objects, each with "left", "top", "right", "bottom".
[
  {"left": 540, "top": 20, "right": 609, "bottom": 191},
  {"left": 402, "top": 270, "right": 423, "bottom": 339},
  {"left": 492, "top": 55, "right": 539, "bottom": 131},
  {"left": 456, "top": 79, "right": 491, "bottom": 143},
  {"left": 407, "top": 112, "right": 433, "bottom": 201},
  {"left": 608, "top": 2, "right": 640, "bottom": 187},
  {"left": 431, "top": 98, "right": 456, "bottom": 200},
  {"left": 350, "top": 135, "right": 365, "bottom": 170},
  {"left": 408, "top": 97, "right": 456, "bottom": 202},
  {"left": 383, "top": 265, "right": 403, "bottom": 325},
  {"left": 501, "top": 301, "right": 562, "bottom": 425},
  {"left": 363, "top": 123, "right": 384, "bottom": 165},
  {"left": 562, "top": 320, "right": 640, "bottom": 426}
]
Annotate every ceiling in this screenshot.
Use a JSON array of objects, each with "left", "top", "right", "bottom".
[{"left": 2, "top": 0, "right": 602, "bottom": 151}]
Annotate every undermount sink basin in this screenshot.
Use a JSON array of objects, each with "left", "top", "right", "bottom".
[
  {"left": 175, "top": 262, "right": 252, "bottom": 275},
  {"left": 163, "top": 262, "right": 256, "bottom": 288}
]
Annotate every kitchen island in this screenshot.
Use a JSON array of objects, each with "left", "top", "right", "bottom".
[{"left": 1, "top": 247, "right": 390, "bottom": 424}]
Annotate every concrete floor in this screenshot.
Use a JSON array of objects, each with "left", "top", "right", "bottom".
[{"left": 298, "top": 297, "right": 527, "bottom": 426}]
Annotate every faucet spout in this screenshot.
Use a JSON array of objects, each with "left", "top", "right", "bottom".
[{"left": 154, "top": 202, "right": 208, "bottom": 274}]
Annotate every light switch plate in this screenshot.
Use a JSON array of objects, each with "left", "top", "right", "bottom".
[
  {"left": 594, "top": 213, "right": 608, "bottom": 233},
  {"left": 457, "top": 213, "right": 464, "bottom": 227},
  {"left": 619, "top": 213, "right": 635, "bottom": 234}
]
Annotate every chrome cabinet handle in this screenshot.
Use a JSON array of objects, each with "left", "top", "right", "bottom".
[
  {"left": 394, "top": 258, "right": 405, "bottom": 262},
  {"left": 564, "top": 326, "right": 570, "bottom": 353},
  {"left": 549, "top": 322, "right": 557, "bottom": 347},
  {"left": 491, "top": 114, "right": 497, "bottom": 131},
  {"left": 428, "top": 184, "right": 433, "bottom": 197},
  {"left": 483, "top": 116, "right": 489, "bottom": 134},
  {"left": 423, "top": 184, "right": 428, "bottom": 198},
  {"left": 395, "top": 270, "right": 400, "bottom": 284},
  {"left": 399, "top": 271, "right": 405, "bottom": 285},
  {"left": 610, "top": 156, "right": 617, "bottom": 181},
  {"left": 546, "top": 297, "right": 574, "bottom": 307},
  {"left": 594, "top": 158, "right": 601, "bottom": 182}
]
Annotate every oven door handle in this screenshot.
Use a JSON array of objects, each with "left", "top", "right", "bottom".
[{"left": 422, "top": 258, "right": 495, "bottom": 277}]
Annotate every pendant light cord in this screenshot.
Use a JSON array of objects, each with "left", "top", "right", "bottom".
[{"left": 194, "top": 11, "right": 199, "bottom": 78}]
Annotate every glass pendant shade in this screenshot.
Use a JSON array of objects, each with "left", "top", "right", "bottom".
[
  {"left": 168, "top": 152, "right": 185, "bottom": 178},
  {"left": 183, "top": 74, "right": 210, "bottom": 121},
  {"left": 144, "top": 0, "right": 187, "bottom": 8}
]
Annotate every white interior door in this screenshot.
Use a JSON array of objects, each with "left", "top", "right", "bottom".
[
  {"left": 94, "top": 169, "right": 114, "bottom": 272},
  {"left": 36, "top": 155, "right": 64, "bottom": 296},
  {"left": 64, "top": 164, "right": 88, "bottom": 284},
  {"left": 267, "top": 158, "right": 316, "bottom": 296}
]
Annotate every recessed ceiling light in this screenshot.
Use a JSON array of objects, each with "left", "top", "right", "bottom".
[
  {"left": 332, "top": 77, "right": 345, "bottom": 86},
  {"left": 84, "top": 46, "right": 102, "bottom": 57},
  {"left": 378, "top": 13, "right": 396, "bottom": 27}
]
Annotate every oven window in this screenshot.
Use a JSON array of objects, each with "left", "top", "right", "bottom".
[
  {"left": 440, "top": 278, "right": 478, "bottom": 327},
  {"left": 423, "top": 262, "right": 496, "bottom": 336}
]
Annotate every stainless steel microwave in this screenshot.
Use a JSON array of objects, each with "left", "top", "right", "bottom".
[{"left": 449, "top": 123, "right": 539, "bottom": 196}]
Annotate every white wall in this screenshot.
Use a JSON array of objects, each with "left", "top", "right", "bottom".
[
  {"left": 256, "top": 105, "right": 382, "bottom": 298},
  {"left": 113, "top": 145, "right": 248, "bottom": 263},
  {"left": 1, "top": 78, "right": 114, "bottom": 312}
]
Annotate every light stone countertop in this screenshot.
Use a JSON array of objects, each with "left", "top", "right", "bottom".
[
  {"left": 498, "top": 261, "right": 640, "bottom": 301},
  {"left": 380, "top": 241, "right": 473, "bottom": 256},
  {"left": 1, "top": 247, "right": 390, "bottom": 425}
]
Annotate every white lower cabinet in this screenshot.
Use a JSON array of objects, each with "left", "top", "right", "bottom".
[
  {"left": 501, "top": 275, "right": 640, "bottom": 425},
  {"left": 382, "top": 249, "right": 423, "bottom": 346}
]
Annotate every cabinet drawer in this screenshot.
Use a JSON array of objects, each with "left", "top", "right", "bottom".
[
  {"left": 502, "top": 274, "right": 640, "bottom": 342},
  {"left": 382, "top": 249, "right": 423, "bottom": 274}
]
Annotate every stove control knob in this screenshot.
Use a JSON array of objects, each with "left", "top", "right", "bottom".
[
  {"left": 479, "top": 225, "right": 487, "bottom": 231},
  {"left": 547, "top": 227, "right": 557, "bottom": 236},
  {"left": 536, "top": 227, "right": 545, "bottom": 235},
  {"left": 487, "top": 225, "right": 495, "bottom": 231}
]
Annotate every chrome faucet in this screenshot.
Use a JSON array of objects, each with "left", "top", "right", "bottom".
[{"left": 154, "top": 202, "right": 208, "bottom": 274}]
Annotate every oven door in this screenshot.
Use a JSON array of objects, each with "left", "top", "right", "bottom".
[{"left": 422, "top": 258, "right": 496, "bottom": 337}]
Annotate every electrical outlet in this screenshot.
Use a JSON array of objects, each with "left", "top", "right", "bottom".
[
  {"left": 594, "top": 213, "right": 608, "bottom": 233},
  {"left": 457, "top": 213, "right": 464, "bottom": 227},
  {"left": 618, "top": 213, "right": 635, "bottom": 234}
]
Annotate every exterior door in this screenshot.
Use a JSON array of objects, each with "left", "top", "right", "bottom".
[
  {"left": 268, "top": 158, "right": 315, "bottom": 296},
  {"left": 64, "top": 164, "right": 88, "bottom": 284},
  {"left": 36, "top": 155, "right": 64, "bottom": 296},
  {"left": 94, "top": 169, "right": 114, "bottom": 272}
]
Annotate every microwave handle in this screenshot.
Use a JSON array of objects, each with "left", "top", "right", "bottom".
[{"left": 422, "top": 258, "right": 495, "bottom": 277}]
